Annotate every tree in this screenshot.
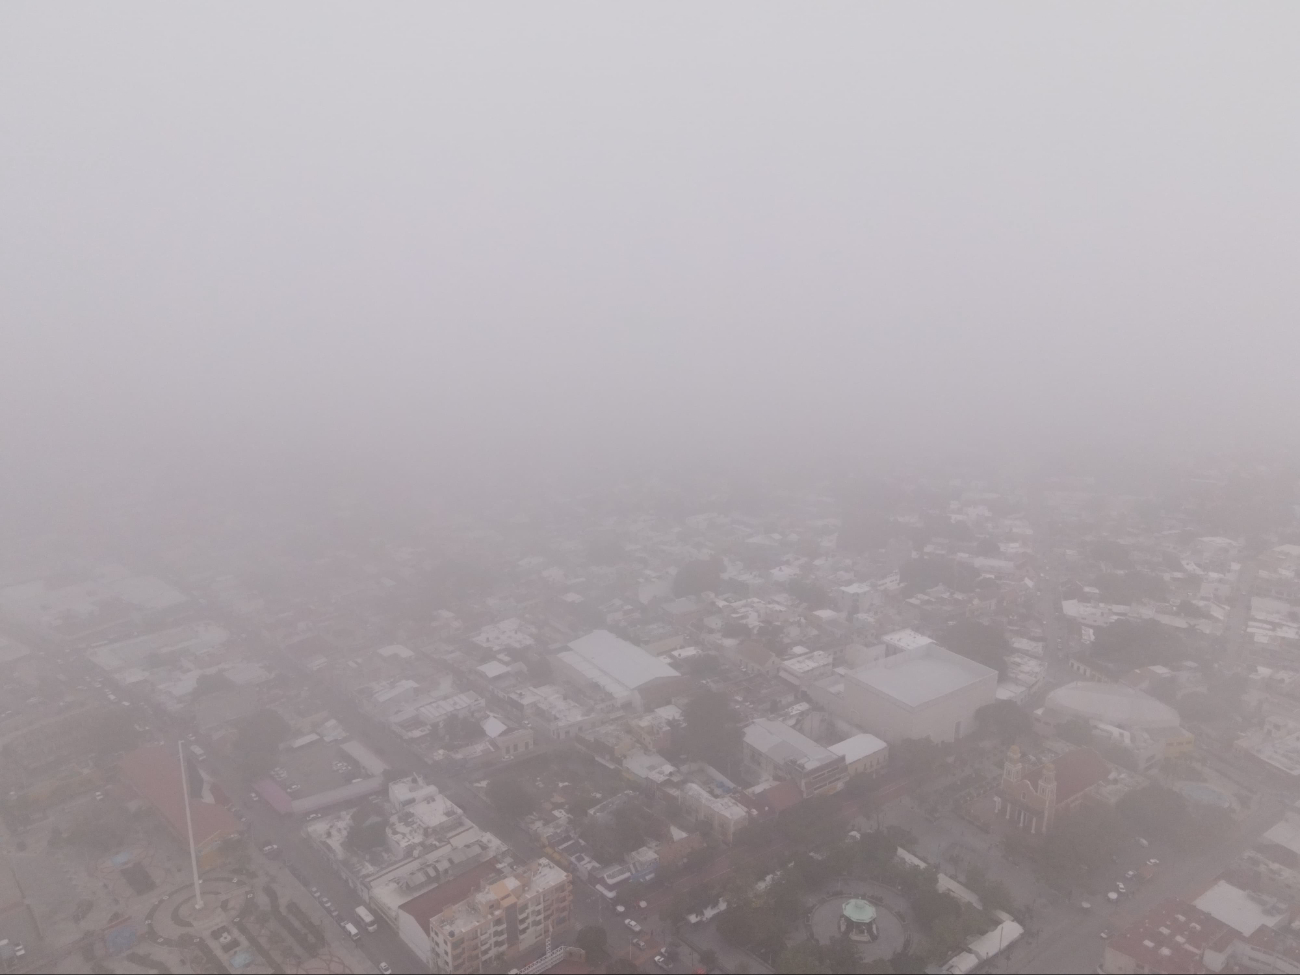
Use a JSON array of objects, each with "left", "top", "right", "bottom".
[
  {"left": 68, "top": 804, "right": 132, "bottom": 855},
  {"left": 821, "top": 936, "right": 861, "bottom": 975},
  {"left": 975, "top": 701, "right": 1033, "bottom": 744},
  {"left": 524, "top": 655, "right": 553, "bottom": 682},
  {"left": 346, "top": 817, "right": 387, "bottom": 851},
  {"left": 889, "top": 950, "right": 927, "bottom": 974},
  {"left": 1056, "top": 718, "right": 1094, "bottom": 746},
  {"left": 487, "top": 775, "right": 535, "bottom": 818},
  {"left": 943, "top": 620, "right": 1010, "bottom": 679},
  {"left": 673, "top": 558, "right": 723, "bottom": 598},
  {"left": 1036, "top": 804, "right": 1126, "bottom": 887},
  {"left": 1092, "top": 619, "right": 1182, "bottom": 668},
  {"left": 82, "top": 707, "right": 140, "bottom": 758},
  {"left": 575, "top": 925, "right": 609, "bottom": 962},
  {"left": 1090, "top": 540, "right": 1132, "bottom": 568},
  {"left": 1093, "top": 571, "right": 1168, "bottom": 605},
  {"left": 682, "top": 691, "right": 743, "bottom": 777},
  {"left": 192, "top": 672, "right": 236, "bottom": 699},
  {"left": 232, "top": 708, "right": 291, "bottom": 779},
  {"left": 776, "top": 942, "right": 831, "bottom": 974},
  {"left": 891, "top": 737, "right": 945, "bottom": 777},
  {"left": 900, "top": 557, "right": 971, "bottom": 594},
  {"left": 838, "top": 515, "right": 891, "bottom": 554},
  {"left": 1117, "top": 784, "right": 1191, "bottom": 844},
  {"left": 789, "top": 577, "right": 830, "bottom": 610}
]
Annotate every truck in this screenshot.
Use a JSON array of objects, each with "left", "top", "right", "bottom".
[
  {"left": 342, "top": 921, "right": 361, "bottom": 941},
  {"left": 354, "top": 906, "right": 378, "bottom": 933}
]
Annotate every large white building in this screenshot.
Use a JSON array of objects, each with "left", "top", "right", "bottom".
[
  {"left": 810, "top": 644, "right": 997, "bottom": 743},
  {"left": 553, "top": 630, "right": 687, "bottom": 710},
  {"left": 1039, "top": 681, "right": 1188, "bottom": 770}
]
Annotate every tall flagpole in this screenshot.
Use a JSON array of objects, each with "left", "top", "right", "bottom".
[{"left": 180, "top": 739, "right": 204, "bottom": 909}]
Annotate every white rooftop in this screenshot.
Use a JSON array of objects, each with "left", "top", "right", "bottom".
[
  {"left": 847, "top": 645, "right": 997, "bottom": 708},
  {"left": 882, "top": 628, "right": 935, "bottom": 652},
  {"left": 1045, "top": 682, "right": 1181, "bottom": 730},
  {"left": 744, "top": 719, "right": 839, "bottom": 771},
  {"left": 1263, "top": 813, "right": 1300, "bottom": 855},
  {"left": 564, "top": 630, "right": 680, "bottom": 690},
  {"left": 1193, "top": 880, "right": 1286, "bottom": 936},
  {"left": 828, "top": 733, "right": 887, "bottom": 765}
]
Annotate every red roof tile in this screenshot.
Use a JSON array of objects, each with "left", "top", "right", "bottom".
[
  {"left": 118, "top": 745, "right": 242, "bottom": 850},
  {"left": 1025, "top": 747, "right": 1110, "bottom": 805},
  {"left": 1107, "top": 900, "right": 1234, "bottom": 975}
]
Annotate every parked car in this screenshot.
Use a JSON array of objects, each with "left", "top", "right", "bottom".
[
  {"left": 624, "top": 918, "right": 642, "bottom": 933},
  {"left": 632, "top": 938, "right": 647, "bottom": 950},
  {"left": 378, "top": 965, "right": 392, "bottom": 974}
]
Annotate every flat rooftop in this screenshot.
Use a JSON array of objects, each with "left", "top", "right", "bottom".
[
  {"left": 564, "top": 629, "right": 680, "bottom": 689},
  {"left": 744, "top": 719, "right": 838, "bottom": 771},
  {"left": 847, "top": 645, "right": 996, "bottom": 708}
]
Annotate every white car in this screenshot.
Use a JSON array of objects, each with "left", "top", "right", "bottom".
[
  {"left": 624, "top": 918, "right": 641, "bottom": 933},
  {"left": 378, "top": 965, "right": 392, "bottom": 974}
]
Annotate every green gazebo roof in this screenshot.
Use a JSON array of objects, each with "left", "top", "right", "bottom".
[{"left": 842, "top": 898, "right": 877, "bottom": 924}]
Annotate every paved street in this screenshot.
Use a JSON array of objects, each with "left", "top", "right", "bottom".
[{"left": 1002, "top": 796, "right": 1283, "bottom": 974}]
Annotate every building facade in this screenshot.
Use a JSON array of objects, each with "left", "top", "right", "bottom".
[{"left": 427, "top": 860, "right": 571, "bottom": 974}]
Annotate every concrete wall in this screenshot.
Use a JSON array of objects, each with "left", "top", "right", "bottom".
[{"left": 833, "top": 671, "right": 997, "bottom": 743}]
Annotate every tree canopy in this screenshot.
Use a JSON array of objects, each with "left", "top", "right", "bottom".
[
  {"left": 975, "top": 700, "right": 1033, "bottom": 744},
  {"left": 942, "top": 619, "right": 1010, "bottom": 679},
  {"left": 232, "top": 708, "right": 291, "bottom": 780},
  {"left": 681, "top": 690, "right": 743, "bottom": 777},
  {"left": 673, "top": 558, "right": 723, "bottom": 598},
  {"left": 192, "top": 672, "right": 237, "bottom": 699},
  {"left": 574, "top": 925, "right": 608, "bottom": 962},
  {"left": 1091, "top": 619, "right": 1183, "bottom": 668},
  {"left": 1093, "top": 571, "right": 1168, "bottom": 604},
  {"left": 487, "top": 775, "right": 536, "bottom": 819},
  {"left": 900, "top": 557, "right": 978, "bottom": 595}
]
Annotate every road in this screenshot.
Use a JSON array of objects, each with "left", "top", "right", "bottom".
[
  {"left": 1225, "top": 559, "right": 1257, "bottom": 659},
  {"left": 1004, "top": 796, "right": 1283, "bottom": 974}
]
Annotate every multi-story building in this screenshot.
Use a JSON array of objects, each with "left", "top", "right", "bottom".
[
  {"left": 427, "top": 859, "right": 571, "bottom": 974},
  {"left": 742, "top": 719, "right": 847, "bottom": 798},
  {"left": 678, "top": 783, "right": 751, "bottom": 843}
]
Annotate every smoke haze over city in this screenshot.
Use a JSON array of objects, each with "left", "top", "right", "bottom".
[{"left": 2, "top": 8, "right": 1300, "bottom": 975}]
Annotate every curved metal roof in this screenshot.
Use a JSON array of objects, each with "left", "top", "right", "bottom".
[{"left": 1045, "top": 681, "right": 1180, "bottom": 729}]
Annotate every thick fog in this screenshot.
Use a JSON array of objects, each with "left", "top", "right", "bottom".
[{"left": 2, "top": 4, "right": 1298, "bottom": 487}]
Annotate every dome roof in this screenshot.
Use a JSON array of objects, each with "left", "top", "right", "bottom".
[
  {"left": 1045, "top": 681, "right": 1180, "bottom": 729},
  {"left": 842, "top": 899, "right": 877, "bottom": 924}
]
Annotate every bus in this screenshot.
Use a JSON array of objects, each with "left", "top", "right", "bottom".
[{"left": 354, "top": 906, "right": 378, "bottom": 933}]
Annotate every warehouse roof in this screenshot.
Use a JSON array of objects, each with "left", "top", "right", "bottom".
[
  {"left": 847, "top": 645, "right": 996, "bottom": 708},
  {"left": 564, "top": 630, "right": 680, "bottom": 689}
]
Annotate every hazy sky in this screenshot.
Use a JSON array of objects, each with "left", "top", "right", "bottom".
[{"left": 2, "top": 4, "right": 1298, "bottom": 480}]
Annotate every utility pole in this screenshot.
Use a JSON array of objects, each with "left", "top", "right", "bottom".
[{"left": 180, "top": 739, "right": 204, "bottom": 909}]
